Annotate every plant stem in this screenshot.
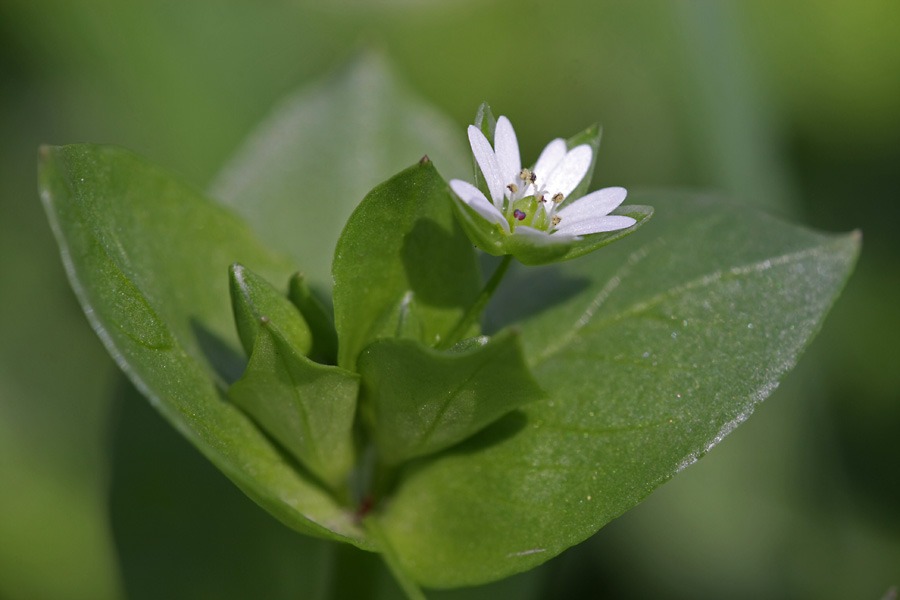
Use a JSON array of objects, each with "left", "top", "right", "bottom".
[
  {"left": 363, "top": 517, "right": 429, "bottom": 600},
  {"left": 437, "top": 255, "right": 513, "bottom": 350}
]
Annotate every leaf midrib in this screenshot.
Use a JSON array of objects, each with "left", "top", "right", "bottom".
[
  {"left": 533, "top": 239, "right": 845, "bottom": 368},
  {"left": 410, "top": 348, "right": 497, "bottom": 456}
]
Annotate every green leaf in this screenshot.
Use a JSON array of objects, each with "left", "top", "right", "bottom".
[
  {"left": 288, "top": 272, "right": 340, "bottom": 364},
  {"left": 357, "top": 331, "right": 545, "bottom": 466},
  {"left": 332, "top": 159, "right": 481, "bottom": 370},
  {"left": 229, "top": 263, "right": 312, "bottom": 358},
  {"left": 39, "top": 144, "right": 370, "bottom": 548},
  {"left": 228, "top": 319, "right": 358, "bottom": 491},
  {"left": 209, "top": 51, "right": 471, "bottom": 292},
  {"left": 373, "top": 192, "right": 860, "bottom": 587}
]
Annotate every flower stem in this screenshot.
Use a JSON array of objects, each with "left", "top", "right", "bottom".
[{"left": 437, "top": 254, "right": 513, "bottom": 350}]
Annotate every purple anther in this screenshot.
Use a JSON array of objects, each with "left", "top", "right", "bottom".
[{"left": 513, "top": 209, "right": 526, "bottom": 221}]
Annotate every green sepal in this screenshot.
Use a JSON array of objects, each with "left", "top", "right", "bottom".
[
  {"left": 228, "top": 318, "right": 359, "bottom": 491},
  {"left": 357, "top": 330, "right": 545, "bottom": 466},
  {"left": 558, "top": 123, "right": 602, "bottom": 201},
  {"left": 448, "top": 189, "right": 508, "bottom": 256},
  {"left": 288, "top": 273, "right": 339, "bottom": 364},
  {"left": 229, "top": 263, "right": 313, "bottom": 358},
  {"left": 332, "top": 159, "right": 481, "bottom": 370},
  {"left": 474, "top": 102, "right": 497, "bottom": 141},
  {"left": 472, "top": 102, "right": 497, "bottom": 201}
]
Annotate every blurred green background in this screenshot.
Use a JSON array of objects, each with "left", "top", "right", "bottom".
[{"left": 1, "top": 1, "right": 897, "bottom": 598}]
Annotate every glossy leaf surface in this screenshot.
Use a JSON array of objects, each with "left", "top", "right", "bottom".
[
  {"left": 229, "top": 319, "right": 358, "bottom": 490},
  {"left": 229, "top": 263, "right": 312, "bottom": 357},
  {"left": 332, "top": 160, "right": 481, "bottom": 370},
  {"left": 375, "top": 192, "right": 860, "bottom": 587},
  {"left": 357, "top": 332, "right": 545, "bottom": 466},
  {"left": 39, "top": 144, "right": 369, "bottom": 548}
]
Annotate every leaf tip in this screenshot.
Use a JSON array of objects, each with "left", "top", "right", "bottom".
[{"left": 419, "top": 154, "right": 431, "bottom": 164}]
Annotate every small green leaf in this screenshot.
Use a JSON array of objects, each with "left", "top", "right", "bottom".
[
  {"left": 357, "top": 331, "right": 545, "bottom": 466},
  {"left": 39, "top": 144, "right": 369, "bottom": 548},
  {"left": 288, "top": 273, "right": 339, "bottom": 365},
  {"left": 374, "top": 192, "right": 860, "bottom": 587},
  {"left": 332, "top": 159, "right": 481, "bottom": 370},
  {"left": 229, "top": 319, "right": 358, "bottom": 490},
  {"left": 229, "top": 263, "right": 312, "bottom": 358}
]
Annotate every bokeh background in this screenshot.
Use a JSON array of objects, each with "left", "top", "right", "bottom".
[{"left": 1, "top": 1, "right": 898, "bottom": 598}]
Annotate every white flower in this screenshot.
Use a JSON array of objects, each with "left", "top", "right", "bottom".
[{"left": 449, "top": 116, "right": 636, "bottom": 246}]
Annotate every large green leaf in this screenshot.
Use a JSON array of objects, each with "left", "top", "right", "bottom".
[
  {"left": 208, "top": 51, "right": 470, "bottom": 292},
  {"left": 39, "top": 144, "right": 370, "bottom": 548},
  {"left": 332, "top": 159, "right": 481, "bottom": 370},
  {"left": 356, "top": 332, "right": 545, "bottom": 466},
  {"left": 375, "top": 192, "right": 860, "bottom": 587}
]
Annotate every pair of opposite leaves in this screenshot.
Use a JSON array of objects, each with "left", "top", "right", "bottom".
[{"left": 227, "top": 169, "right": 545, "bottom": 495}]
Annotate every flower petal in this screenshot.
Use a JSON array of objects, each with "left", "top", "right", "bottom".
[
  {"left": 493, "top": 116, "right": 521, "bottom": 186},
  {"left": 450, "top": 179, "right": 510, "bottom": 233},
  {"left": 555, "top": 215, "right": 636, "bottom": 236},
  {"left": 543, "top": 144, "right": 592, "bottom": 198},
  {"left": 512, "top": 225, "right": 579, "bottom": 245},
  {"left": 556, "top": 187, "right": 627, "bottom": 221},
  {"left": 467, "top": 125, "right": 504, "bottom": 208},
  {"left": 533, "top": 138, "right": 567, "bottom": 182}
]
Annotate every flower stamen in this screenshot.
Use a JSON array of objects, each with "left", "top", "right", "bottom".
[{"left": 513, "top": 209, "right": 527, "bottom": 221}]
